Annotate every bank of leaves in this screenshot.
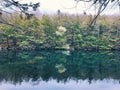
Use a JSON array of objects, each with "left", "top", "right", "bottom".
[{"left": 0, "top": 14, "right": 120, "bottom": 50}]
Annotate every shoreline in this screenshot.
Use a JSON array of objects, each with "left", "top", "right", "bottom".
[{"left": 0, "top": 47, "right": 120, "bottom": 51}]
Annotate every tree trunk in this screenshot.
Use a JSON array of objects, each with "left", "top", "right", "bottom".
[{"left": 6, "top": 37, "right": 10, "bottom": 50}]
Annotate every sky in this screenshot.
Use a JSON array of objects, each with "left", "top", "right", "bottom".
[{"left": 17, "top": 0, "right": 120, "bottom": 15}]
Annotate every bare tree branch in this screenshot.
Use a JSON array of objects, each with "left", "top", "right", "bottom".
[
  {"left": 0, "top": 0, "right": 40, "bottom": 30},
  {"left": 90, "top": 0, "right": 111, "bottom": 25},
  {"left": 75, "top": 0, "right": 119, "bottom": 25}
]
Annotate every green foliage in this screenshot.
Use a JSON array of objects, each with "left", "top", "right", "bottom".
[{"left": 0, "top": 14, "right": 120, "bottom": 50}]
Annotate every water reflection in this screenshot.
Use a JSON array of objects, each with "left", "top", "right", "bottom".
[{"left": 0, "top": 50, "right": 120, "bottom": 85}]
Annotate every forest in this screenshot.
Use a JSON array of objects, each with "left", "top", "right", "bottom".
[
  {"left": 0, "top": 13, "right": 120, "bottom": 51},
  {"left": 0, "top": 1, "right": 120, "bottom": 90}
]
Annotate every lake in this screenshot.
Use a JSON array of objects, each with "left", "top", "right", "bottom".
[{"left": 0, "top": 50, "right": 120, "bottom": 90}]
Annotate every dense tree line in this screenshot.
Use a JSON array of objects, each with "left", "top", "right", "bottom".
[{"left": 0, "top": 13, "right": 120, "bottom": 50}]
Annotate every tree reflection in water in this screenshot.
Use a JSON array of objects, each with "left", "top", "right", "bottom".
[{"left": 0, "top": 50, "right": 120, "bottom": 85}]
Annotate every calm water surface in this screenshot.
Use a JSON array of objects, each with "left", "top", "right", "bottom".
[{"left": 0, "top": 50, "right": 120, "bottom": 90}]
